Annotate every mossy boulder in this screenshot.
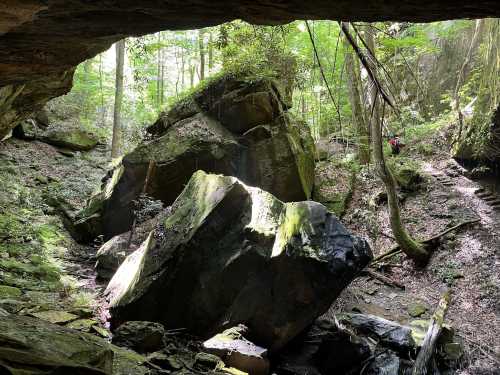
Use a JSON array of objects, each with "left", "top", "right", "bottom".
[
  {"left": 0, "top": 313, "right": 156, "bottom": 374},
  {"left": 80, "top": 74, "right": 315, "bottom": 240},
  {"left": 106, "top": 171, "right": 372, "bottom": 351},
  {"left": 388, "top": 158, "right": 424, "bottom": 192},
  {"left": 41, "top": 128, "right": 98, "bottom": 151}
]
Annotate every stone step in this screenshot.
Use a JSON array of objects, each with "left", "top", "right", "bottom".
[
  {"left": 441, "top": 181, "right": 454, "bottom": 186},
  {"left": 474, "top": 187, "right": 486, "bottom": 194},
  {"left": 488, "top": 200, "right": 500, "bottom": 207}
]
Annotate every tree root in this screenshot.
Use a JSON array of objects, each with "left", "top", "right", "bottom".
[{"left": 371, "top": 218, "right": 480, "bottom": 265}]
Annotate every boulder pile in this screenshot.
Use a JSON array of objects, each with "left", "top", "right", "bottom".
[{"left": 75, "top": 75, "right": 315, "bottom": 240}]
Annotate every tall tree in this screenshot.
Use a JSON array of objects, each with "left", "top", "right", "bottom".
[
  {"left": 112, "top": 39, "right": 125, "bottom": 158},
  {"left": 341, "top": 23, "right": 429, "bottom": 262},
  {"left": 342, "top": 22, "right": 370, "bottom": 164},
  {"left": 198, "top": 29, "right": 206, "bottom": 81}
]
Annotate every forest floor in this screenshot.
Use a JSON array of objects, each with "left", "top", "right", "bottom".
[
  {"left": 325, "top": 130, "right": 500, "bottom": 374},
  {"left": 0, "top": 138, "right": 110, "bottom": 334}
]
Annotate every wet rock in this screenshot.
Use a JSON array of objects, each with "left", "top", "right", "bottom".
[
  {"left": 203, "top": 325, "right": 269, "bottom": 375},
  {"left": 0, "top": 314, "right": 155, "bottom": 374},
  {"left": 337, "top": 313, "right": 416, "bottom": 353},
  {"left": 80, "top": 75, "right": 315, "bottom": 240},
  {"left": 112, "top": 321, "right": 165, "bottom": 353},
  {"left": 106, "top": 171, "right": 372, "bottom": 351}
]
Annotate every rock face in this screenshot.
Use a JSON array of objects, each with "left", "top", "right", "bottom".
[
  {"left": 1, "top": 2, "right": 499, "bottom": 144},
  {"left": 105, "top": 171, "right": 372, "bottom": 351},
  {"left": 0, "top": 313, "right": 156, "bottom": 374},
  {"left": 86, "top": 75, "right": 315, "bottom": 239}
]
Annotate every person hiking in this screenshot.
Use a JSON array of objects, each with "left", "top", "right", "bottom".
[{"left": 388, "top": 135, "right": 404, "bottom": 155}]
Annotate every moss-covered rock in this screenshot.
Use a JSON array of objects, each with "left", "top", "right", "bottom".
[
  {"left": 41, "top": 128, "right": 98, "bottom": 151},
  {"left": 106, "top": 171, "right": 372, "bottom": 352},
  {"left": 79, "top": 73, "right": 315, "bottom": 240},
  {"left": 313, "top": 160, "right": 356, "bottom": 217},
  {"left": 388, "top": 158, "right": 424, "bottom": 192},
  {"left": 0, "top": 313, "right": 154, "bottom": 374}
]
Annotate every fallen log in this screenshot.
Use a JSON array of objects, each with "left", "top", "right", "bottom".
[
  {"left": 371, "top": 219, "right": 480, "bottom": 265},
  {"left": 412, "top": 290, "right": 451, "bottom": 375}
]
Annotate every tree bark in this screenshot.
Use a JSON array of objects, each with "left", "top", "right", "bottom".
[
  {"left": 111, "top": 39, "right": 125, "bottom": 159},
  {"left": 342, "top": 22, "right": 370, "bottom": 164},
  {"left": 198, "top": 29, "right": 205, "bottom": 81}
]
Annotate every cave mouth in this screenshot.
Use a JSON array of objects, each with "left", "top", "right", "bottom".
[{"left": 1, "top": 1, "right": 500, "bottom": 139}]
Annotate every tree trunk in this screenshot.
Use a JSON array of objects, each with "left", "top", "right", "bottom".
[
  {"left": 198, "top": 29, "right": 205, "bottom": 81},
  {"left": 111, "top": 39, "right": 125, "bottom": 159},
  {"left": 364, "top": 26, "right": 429, "bottom": 263},
  {"left": 342, "top": 22, "right": 370, "bottom": 164},
  {"left": 453, "top": 19, "right": 485, "bottom": 143},
  {"left": 208, "top": 31, "right": 214, "bottom": 73}
]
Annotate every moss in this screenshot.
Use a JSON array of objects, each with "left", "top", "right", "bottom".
[
  {"left": 387, "top": 157, "right": 423, "bottom": 192},
  {"left": 0, "top": 285, "right": 22, "bottom": 298}
]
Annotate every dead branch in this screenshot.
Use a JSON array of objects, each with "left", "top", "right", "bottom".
[
  {"left": 371, "top": 219, "right": 480, "bottom": 265},
  {"left": 412, "top": 290, "right": 451, "bottom": 375},
  {"left": 362, "top": 269, "right": 405, "bottom": 289}
]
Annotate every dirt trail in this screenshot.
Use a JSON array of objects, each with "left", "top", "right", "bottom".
[{"left": 332, "top": 153, "right": 500, "bottom": 374}]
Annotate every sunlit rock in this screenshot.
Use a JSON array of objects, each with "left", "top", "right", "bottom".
[{"left": 106, "top": 171, "right": 371, "bottom": 351}]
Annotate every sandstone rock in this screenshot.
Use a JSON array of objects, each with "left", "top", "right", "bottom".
[
  {"left": 0, "top": 285, "right": 21, "bottom": 298},
  {"left": 41, "top": 128, "right": 98, "bottom": 151},
  {"left": 30, "top": 310, "right": 79, "bottom": 325},
  {"left": 112, "top": 321, "right": 166, "bottom": 353},
  {"left": 106, "top": 171, "right": 372, "bottom": 351},
  {"left": 83, "top": 75, "right": 315, "bottom": 240},
  {"left": 203, "top": 325, "right": 269, "bottom": 375},
  {"left": 0, "top": 314, "right": 154, "bottom": 374}
]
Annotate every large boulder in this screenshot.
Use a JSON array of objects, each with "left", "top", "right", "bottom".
[
  {"left": 105, "top": 171, "right": 372, "bottom": 351},
  {"left": 80, "top": 75, "right": 315, "bottom": 240}
]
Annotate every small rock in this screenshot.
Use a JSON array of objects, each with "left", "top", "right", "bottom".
[
  {"left": 203, "top": 325, "right": 269, "bottom": 375},
  {"left": 30, "top": 310, "right": 79, "bottom": 324},
  {"left": 35, "top": 174, "right": 49, "bottom": 184},
  {"left": 194, "top": 352, "right": 224, "bottom": 370},
  {"left": 443, "top": 342, "right": 463, "bottom": 361},
  {"left": 112, "top": 321, "right": 165, "bottom": 353},
  {"left": 408, "top": 302, "right": 427, "bottom": 318},
  {"left": 69, "top": 307, "right": 94, "bottom": 318},
  {"left": 66, "top": 318, "right": 98, "bottom": 332},
  {"left": 92, "top": 325, "right": 111, "bottom": 338}
]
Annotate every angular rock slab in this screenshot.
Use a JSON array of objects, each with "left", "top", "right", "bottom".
[
  {"left": 106, "top": 171, "right": 372, "bottom": 351},
  {"left": 203, "top": 325, "right": 269, "bottom": 375},
  {"left": 0, "top": 314, "right": 154, "bottom": 374}
]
